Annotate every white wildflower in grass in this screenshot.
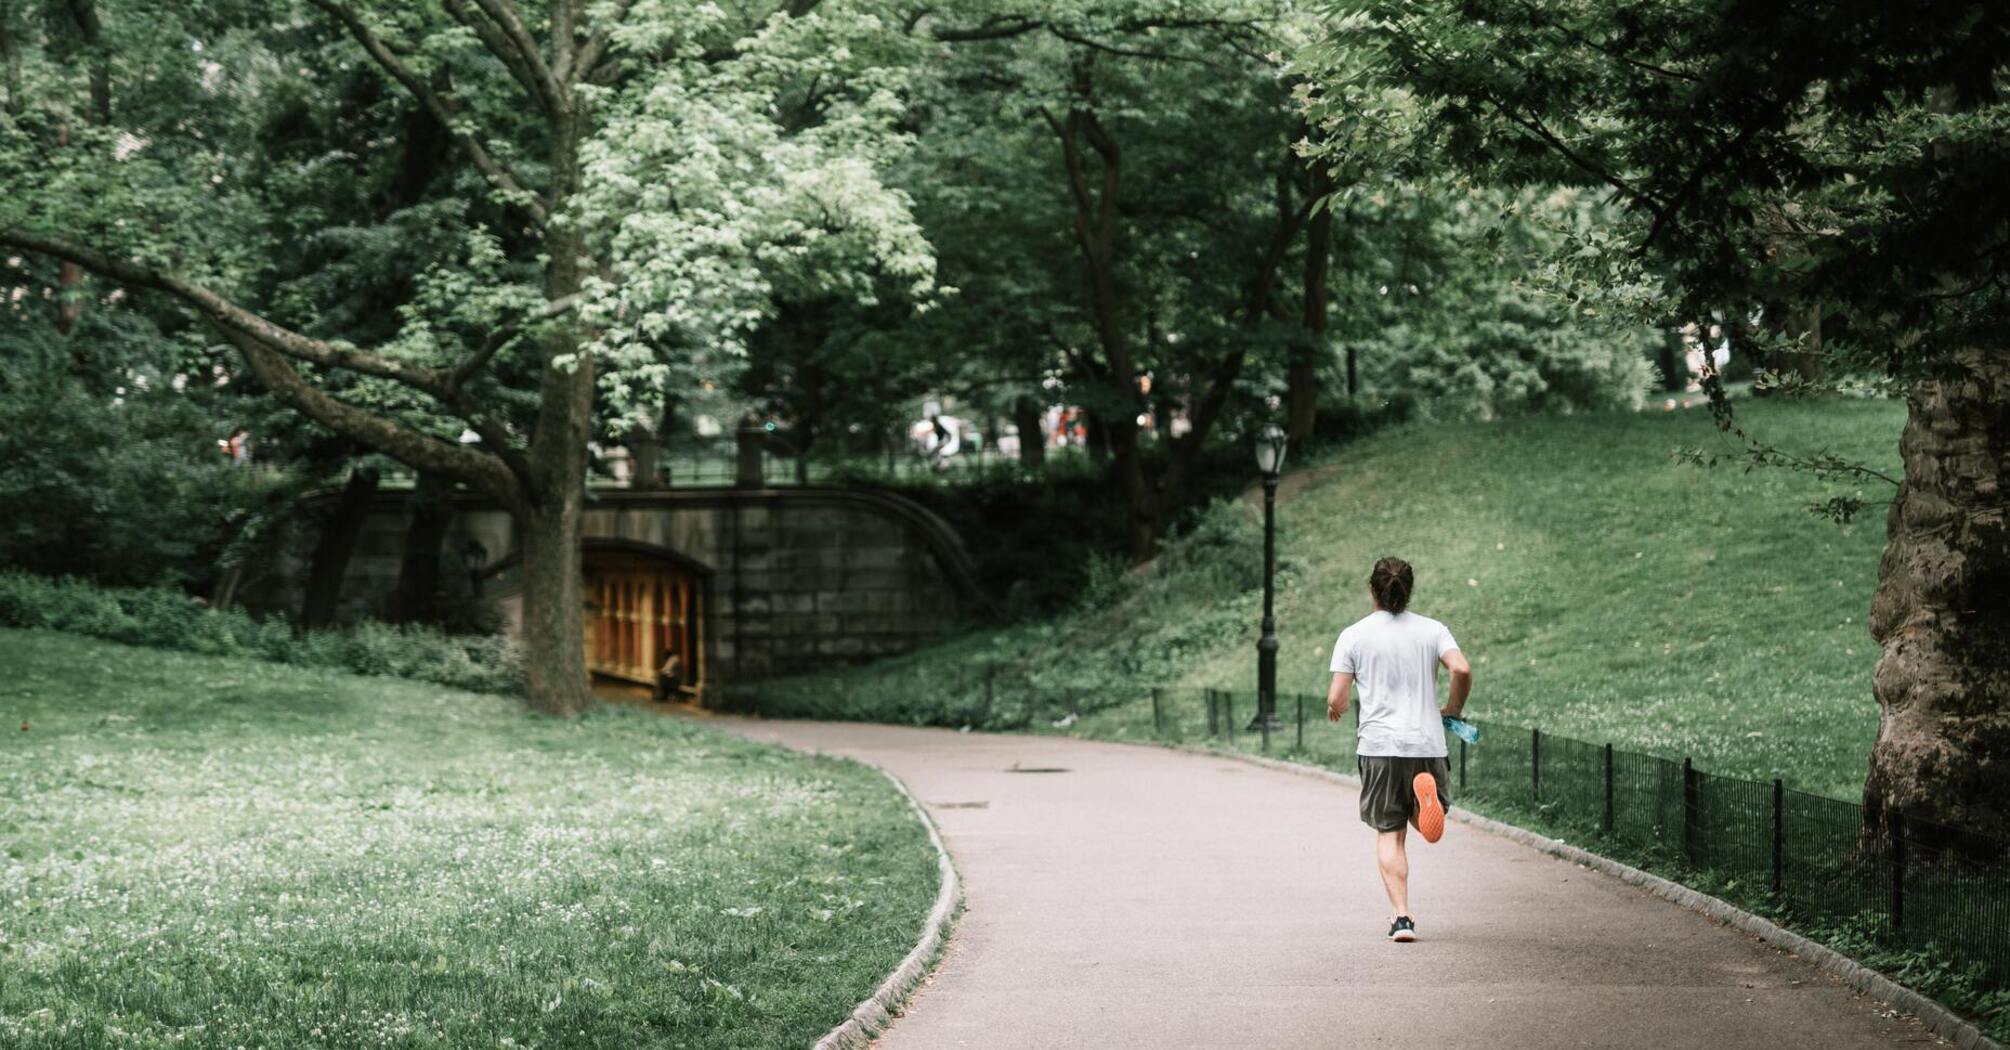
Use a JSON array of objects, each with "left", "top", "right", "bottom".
[{"left": 0, "top": 630, "right": 938, "bottom": 1050}]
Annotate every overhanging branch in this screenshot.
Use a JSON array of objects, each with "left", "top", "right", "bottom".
[
  {"left": 220, "top": 326, "right": 523, "bottom": 506},
  {"left": 0, "top": 227, "right": 456, "bottom": 396}
]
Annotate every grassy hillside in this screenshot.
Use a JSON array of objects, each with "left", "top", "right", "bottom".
[
  {"left": 0, "top": 630, "right": 937, "bottom": 1050},
  {"left": 754, "top": 397, "right": 1902, "bottom": 801}
]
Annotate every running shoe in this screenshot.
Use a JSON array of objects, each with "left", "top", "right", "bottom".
[
  {"left": 1413, "top": 770, "right": 1446, "bottom": 843},
  {"left": 1388, "top": 916, "right": 1418, "bottom": 942}
]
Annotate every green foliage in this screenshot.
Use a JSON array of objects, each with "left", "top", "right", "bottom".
[
  {"left": 1307, "top": 0, "right": 2010, "bottom": 392},
  {"left": 0, "top": 342, "right": 279, "bottom": 588},
  {"left": 1806, "top": 916, "right": 2010, "bottom": 1041},
  {"left": 0, "top": 629, "right": 939, "bottom": 1050},
  {"left": 0, "top": 572, "right": 523, "bottom": 695}
]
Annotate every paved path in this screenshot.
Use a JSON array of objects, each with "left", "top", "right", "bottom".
[{"left": 717, "top": 718, "right": 1942, "bottom": 1050}]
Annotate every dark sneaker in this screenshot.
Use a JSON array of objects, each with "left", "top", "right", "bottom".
[{"left": 1388, "top": 916, "right": 1418, "bottom": 942}]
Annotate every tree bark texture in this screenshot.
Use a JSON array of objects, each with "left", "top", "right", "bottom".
[
  {"left": 300, "top": 465, "right": 380, "bottom": 629},
  {"left": 1864, "top": 346, "right": 2010, "bottom": 848},
  {"left": 1013, "top": 397, "right": 1045, "bottom": 468},
  {"left": 1288, "top": 164, "right": 1332, "bottom": 443}
]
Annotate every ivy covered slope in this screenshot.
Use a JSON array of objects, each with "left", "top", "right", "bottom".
[
  {"left": 0, "top": 631, "right": 937, "bottom": 1050},
  {"left": 757, "top": 397, "right": 1902, "bottom": 801}
]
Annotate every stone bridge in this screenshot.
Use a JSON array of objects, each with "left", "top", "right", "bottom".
[{"left": 252, "top": 483, "right": 981, "bottom": 689}]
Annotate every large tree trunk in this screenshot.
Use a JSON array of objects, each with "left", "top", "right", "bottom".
[
  {"left": 516, "top": 121, "right": 594, "bottom": 716},
  {"left": 1863, "top": 346, "right": 2010, "bottom": 847},
  {"left": 518, "top": 495, "right": 588, "bottom": 714},
  {"left": 300, "top": 465, "right": 380, "bottom": 628}
]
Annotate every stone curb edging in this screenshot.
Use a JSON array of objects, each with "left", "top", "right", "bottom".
[
  {"left": 812, "top": 759, "right": 962, "bottom": 1050},
  {"left": 1216, "top": 748, "right": 2002, "bottom": 1050}
]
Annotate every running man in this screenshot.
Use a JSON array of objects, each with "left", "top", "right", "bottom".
[{"left": 1326, "top": 556, "right": 1472, "bottom": 942}]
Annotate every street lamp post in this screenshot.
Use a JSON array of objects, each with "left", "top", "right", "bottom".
[{"left": 1250, "top": 423, "right": 1287, "bottom": 732}]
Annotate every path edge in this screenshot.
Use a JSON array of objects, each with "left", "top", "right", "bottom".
[
  {"left": 811, "top": 758, "right": 962, "bottom": 1050},
  {"left": 1214, "top": 748, "right": 2003, "bottom": 1050}
]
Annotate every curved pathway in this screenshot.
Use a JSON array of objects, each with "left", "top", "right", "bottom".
[{"left": 717, "top": 718, "right": 1944, "bottom": 1050}]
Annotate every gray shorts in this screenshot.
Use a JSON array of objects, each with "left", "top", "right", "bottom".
[{"left": 1357, "top": 755, "right": 1452, "bottom": 832}]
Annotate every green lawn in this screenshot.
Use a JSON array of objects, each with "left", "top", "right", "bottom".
[
  {"left": 751, "top": 396, "right": 1902, "bottom": 801},
  {"left": 0, "top": 630, "right": 938, "bottom": 1050}
]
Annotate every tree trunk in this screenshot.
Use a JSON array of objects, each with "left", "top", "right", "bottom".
[
  {"left": 1288, "top": 166, "right": 1333, "bottom": 443},
  {"left": 1107, "top": 410, "right": 1155, "bottom": 560},
  {"left": 1656, "top": 328, "right": 1684, "bottom": 392},
  {"left": 1863, "top": 346, "right": 2010, "bottom": 848},
  {"left": 300, "top": 465, "right": 380, "bottom": 628},
  {"left": 518, "top": 495, "right": 589, "bottom": 714},
  {"left": 1013, "top": 397, "right": 1045, "bottom": 468},
  {"left": 516, "top": 122, "right": 594, "bottom": 715},
  {"left": 387, "top": 471, "right": 454, "bottom": 624}
]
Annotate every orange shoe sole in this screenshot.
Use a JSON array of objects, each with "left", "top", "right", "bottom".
[{"left": 1413, "top": 771, "right": 1446, "bottom": 843}]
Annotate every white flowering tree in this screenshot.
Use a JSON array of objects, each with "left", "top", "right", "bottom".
[{"left": 0, "top": 0, "right": 934, "bottom": 713}]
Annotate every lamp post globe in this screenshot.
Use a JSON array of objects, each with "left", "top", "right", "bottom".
[{"left": 1250, "top": 423, "right": 1287, "bottom": 733}]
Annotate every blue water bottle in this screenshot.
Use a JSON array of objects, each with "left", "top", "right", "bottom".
[{"left": 1443, "top": 716, "right": 1481, "bottom": 745}]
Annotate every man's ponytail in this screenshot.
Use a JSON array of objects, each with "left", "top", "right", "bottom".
[{"left": 1369, "top": 557, "right": 1415, "bottom": 615}]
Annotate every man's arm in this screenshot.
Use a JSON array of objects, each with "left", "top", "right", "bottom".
[
  {"left": 1440, "top": 649, "right": 1472, "bottom": 720},
  {"left": 1327, "top": 672, "right": 1354, "bottom": 722}
]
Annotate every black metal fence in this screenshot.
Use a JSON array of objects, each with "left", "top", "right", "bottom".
[{"left": 729, "top": 671, "right": 2010, "bottom": 987}]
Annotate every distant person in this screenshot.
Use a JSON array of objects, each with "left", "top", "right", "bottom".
[
  {"left": 653, "top": 653, "right": 683, "bottom": 703},
  {"left": 1326, "top": 556, "right": 1473, "bottom": 943},
  {"left": 219, "top": 427, "right": 251, "bottom": 467}
]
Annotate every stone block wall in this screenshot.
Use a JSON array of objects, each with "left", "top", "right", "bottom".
[{"left": 246, "top": 486, "right": 980, "bottom": 685}]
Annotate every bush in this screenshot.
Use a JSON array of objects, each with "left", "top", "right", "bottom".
[
  {"left": 0, "top": 357, "right": 284, "bottom": 591},
  {"left": 0, "top": 571, "right": 523, "bottom": 695}
]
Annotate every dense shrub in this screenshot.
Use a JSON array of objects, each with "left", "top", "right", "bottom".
[
  {"left": 0, "top": 572, "right": 523, "bottom": 695},
  {"left": 0, "top": 354, "right": 284, "bottom": 590}
]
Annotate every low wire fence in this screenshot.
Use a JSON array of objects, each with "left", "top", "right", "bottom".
[{"left": 731, "top": 674, "right": 2010, "bottom": 990}]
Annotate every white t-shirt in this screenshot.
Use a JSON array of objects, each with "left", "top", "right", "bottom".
[{"left": 1329, "top": 610, "right": 1461, "bottom": 758}]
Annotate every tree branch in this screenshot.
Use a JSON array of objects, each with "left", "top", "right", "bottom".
[
  {"left": 0, "top": 227, "right": 459, "bottom": 396},
  {"left": 449, "top": 291, "right": 583, "bottom": 389},
  {"left": 311, "top": 0, "right": 550, "bottom": 227},
  {"left": 3, "top": 224, "right": 542, "bottom": 489},
  {"left": 468, "top": 0, "right": 562, "bottom": 106},
  {"left": 220, "top": 326, "right": 523, "bottom": 506},
  {"left": 567, "top": 0, "right": 634, "bottom": 85},
  {"left": 440, "top": 0, "right": 556, "bottom": 112}
]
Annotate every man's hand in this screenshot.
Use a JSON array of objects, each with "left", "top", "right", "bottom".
[
  {"left": 1440, "top": 648, "right": 1472, "bottom": 722},
  {"left": 1326, "top": 671, "right": 1354, "bottom": 722}
]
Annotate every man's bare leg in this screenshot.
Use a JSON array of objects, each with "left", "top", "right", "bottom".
[{"left": 1376, "top": 827, "right": 1410, "bottom": 918}]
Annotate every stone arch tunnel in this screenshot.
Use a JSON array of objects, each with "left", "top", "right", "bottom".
[{"left": 252, "top": 485, "right": 982, "bottom": 693}]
